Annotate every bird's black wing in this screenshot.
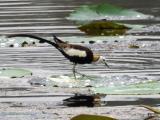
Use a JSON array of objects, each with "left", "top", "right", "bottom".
[{"left": 58, "top": 44, "right": 94, "bottom": 63}]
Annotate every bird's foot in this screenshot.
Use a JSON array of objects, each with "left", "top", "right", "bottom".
[{"left": 75, "top": 71, "right": 88, "bottom": 79}]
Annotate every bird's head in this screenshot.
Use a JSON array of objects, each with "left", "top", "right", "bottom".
[{"left": 93, "top": 54, "right": 109, "bottom": 68}]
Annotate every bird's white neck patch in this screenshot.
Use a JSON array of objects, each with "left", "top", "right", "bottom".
[{"left": 65, "top": 48, "right": 87, "bottom": 57}]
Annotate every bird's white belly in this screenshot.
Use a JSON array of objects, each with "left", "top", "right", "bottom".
[{"left": 65, "top": 48, "right": 87, "bottom": 57}]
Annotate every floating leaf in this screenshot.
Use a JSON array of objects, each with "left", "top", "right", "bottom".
[
  {"left": 71, "top": 114, "right": 117, "bottom": 120},
  {"left": 47, "top": 74, "right": 98, "bottom": 88},
  {"left": 93, "top": 81, "right": 160, "bottom": 95},
  {"left": 67, "top": 4, "right": 153, "bottom": 21},
  {"left": 78, "top": 21, "right": 130, "bottom": 36},
  {"left": 0, "top": 68, "right": 32, "bottom": 78}
]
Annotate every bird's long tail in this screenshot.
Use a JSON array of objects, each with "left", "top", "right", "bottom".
[
  {"left": 52, "top": 34, "right": 65, "bottom": 44},
  {"left": 7, "top": 34, "right": 59, "bottom": 48}
]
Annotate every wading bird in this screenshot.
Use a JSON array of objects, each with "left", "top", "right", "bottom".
[{"left": 8, "top": 34, "right": 109, "bottom": 79}]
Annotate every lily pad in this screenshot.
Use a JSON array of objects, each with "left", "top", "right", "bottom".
[
  {"left": 47, "top": 74, "right": 97, "bottom": 88},
  {"left": 67, "top": 3, "right": 153, "bottom": 21},
  {"left": 48, "top": 75, "right": 78, "bottom": 88},
  {"left": 93, "top": 81, "right": 160, "bottom": 95},
  {"left": 78, "top": 21, "right": 130, "bottom": 36},
  {"left": 71, "top": 114, "right": 117, "bottom": 120},
  {"left": 0, "top": 68, "right": 32, "bottom": 78}
]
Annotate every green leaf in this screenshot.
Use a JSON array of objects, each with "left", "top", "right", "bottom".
[
  {"left": 93, "top": 81, "right": 160, "bottom": 95},
  {"left": 67, "top": 3, "right": 152, "bottom": 21},
  {"left": 0, "top": 68, "right": 32, "bottom": 78},
  {"left": 71, "top": 114, "right": 117, "bottom": 120}
]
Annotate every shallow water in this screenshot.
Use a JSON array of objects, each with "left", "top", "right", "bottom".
[
  {"left": 0, "top": 0, "right": 160, "bottom": 119},
  {"left": 0, "top": 0, "right": 159, "bottom": 36},
  {"left": 0, "top": 0, "right": 160, "bottom": 93},
  {"left": 0, "top": 0, "right": 160, "bottom": 92}
]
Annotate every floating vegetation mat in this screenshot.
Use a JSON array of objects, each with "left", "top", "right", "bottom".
[
  {"left": 0, "top": 68, "right": 32, "bottom": 78},
  {"left": 67, "top": 3, "right": 153, "bottom": 21},
  {"left": 78, "top": 21, "right": 130, "bottom": 36}
]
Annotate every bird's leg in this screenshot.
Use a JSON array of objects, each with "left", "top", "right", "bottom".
[
  {"left": 72, "top": 63, "right": 77, "bottom": 80},
  {"left": 75, "top": 71, "right": 93, "bottom": 80},
  {"left": 75, "top": 71, "right": 86, "bottom": 78},
  {"left": 72, "top": 63, "right": 89, "bottom": 79}
]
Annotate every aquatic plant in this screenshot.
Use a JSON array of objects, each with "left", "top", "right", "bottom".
[
  {"left": 93, "top": 81, "right": 160, "bottom": 95},
  {"left": 68, "top": 3, "right": 153, "bottom": 21},
  {"left": 78, "top": 21, "right": 130, "bottom": 36},
  {"left": 0, "top": 68, "right": 32, "bottom": 78},
  {"left": 71, "top": 114, "right": 117, "bottom": 120}
]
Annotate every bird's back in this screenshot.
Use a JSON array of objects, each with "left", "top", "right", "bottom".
[
  {"left": 57, "top": 43, "right": 94, "bottom": 64},
  {"left": 52, "top": 35, "right": 94, "bottom": 64}
]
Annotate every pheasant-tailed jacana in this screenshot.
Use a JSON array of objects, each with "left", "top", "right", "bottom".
[{"left": 8, "top": 34, "right": 109, "bottom": 79}]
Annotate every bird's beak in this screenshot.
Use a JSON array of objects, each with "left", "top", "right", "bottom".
[{"left": 103, "top": 60, "right": 110, "bottom": 68}]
